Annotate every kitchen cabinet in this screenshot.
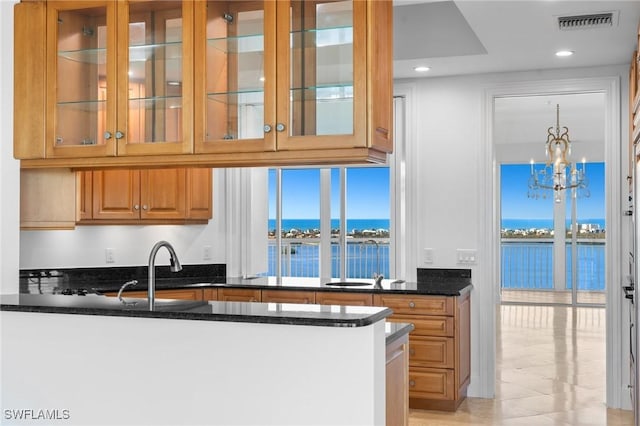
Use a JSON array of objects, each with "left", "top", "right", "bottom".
[
  {"left": 20, "top": 169, "right": 78, "bottom": 229},
  {"left": 374, "top": 293, "right": 471, "bottom": 411},
  {"left": 315, "top": 291, "right": 373, "bottom": 306},
  {"left": 104, "top": 288, "right": 204, "bottom": 301},
  {"left": 261, "top": 290, "right": 315, "bottom": 304},
  {"left": 386, "top": 330, "right": 409, "bottom": 426},
  {"left": 14, "top": 0, "right": 194, "bottom": 160},
  {"left": 203, "top": 288, "right": 218, "bottom": 301},
  {"left": 629, "top": 21, "right": 640, "bottom": 190},
  {"left": 15, "top": 0, "right": 392, "bottom": 169},
  {"left": 217, "top": 288, "right": 261, "bottom": 302},
  {"left": 78, "top": 167, "right": 211, "bottom": 224},
  {"left": 194, "top": 0, "right": 392, "bottom": 156}
]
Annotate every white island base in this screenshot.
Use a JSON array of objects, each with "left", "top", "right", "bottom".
[{"left": 1, "top": 311, "right": 386, "bottom": 425}]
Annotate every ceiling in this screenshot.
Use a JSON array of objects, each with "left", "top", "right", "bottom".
[{"left": 393, "top": 0, "right": 640, "bottom": 79}]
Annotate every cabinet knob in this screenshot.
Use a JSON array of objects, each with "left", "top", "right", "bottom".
[
  {"left": 409, "top": 380, "right": 416, "bottom": 387},
  {"left": 409, "top": 301, "right": 416, "bottom": 308},
  {"left": 104, "top": 131, "right": 112, "bottom": 140},
  {"left": 276, "top": 123, "right": 286, "bottom": 132},
  {"left": 134, "top": 204, "right": 140, "bottom": 210},
  {"left": 409, "top": 348, "right": 415, "bottom": 356},
  {"left": 263, "top": 124, "right": 272, "bottom": 133},
  {"left": 115, "top": 131, "right": 125, "bottom": 140},
  {"left": 142, "top": 205, "right": 148, "bottom": 210}
]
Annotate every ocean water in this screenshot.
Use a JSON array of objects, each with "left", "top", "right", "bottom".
[{"left": 502, "top": 218, "right": 606, "bottom": 230}]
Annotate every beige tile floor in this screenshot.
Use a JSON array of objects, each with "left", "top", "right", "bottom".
[{"left": 409, "top": 304, "right": 634, "bottom": 425}]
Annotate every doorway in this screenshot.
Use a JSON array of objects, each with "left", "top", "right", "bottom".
[{"left": 479, "top": 77, "right": 624, "bottom": 407}]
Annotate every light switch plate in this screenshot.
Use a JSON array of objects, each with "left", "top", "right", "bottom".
[
  {"left": 456, "top": 249, "right": 477, "bottom": 264},
  {"left": 203, "top": 245, "right": 212, "bottom": 261},
  {"left": 423, "top": 248, "right": 434, "bottom": 264},
  {"left": 105, "top": 248, "right": 115, "bottom": 264}
]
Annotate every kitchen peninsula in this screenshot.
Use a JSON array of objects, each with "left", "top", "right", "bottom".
[
  {"left": 15, "top": 266, "right": 472, "bottom": 412},
  {"left": 1, "top": 293, "right": 409, "bottom": 426}
]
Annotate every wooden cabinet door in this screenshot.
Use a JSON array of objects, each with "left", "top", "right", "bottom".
[
  {"left": 186, "top": 168, "right": 212, "bottom": 219},
  {"left": 217, "top": 288, "right": 261, "bottom": 302},
  {"left": 274, "top": 0, "right": 368, "bottom": 151},
  {"left": 261, "top": 290, "right": 315, "bottom": 304},
  {"left": 77, "top": 171, "right": 93, "bottom": 221},
  {"left": 116, "top": 0, "right": 195, "bottom": 156},
  {"left": 315, "top": 292, "right": 373, "bottom": 306},
  {"left": 92, "top": 170, "right": 141, "bottom": 220},
  {"left": 194, "top": 0, "right": 277, "bottom": 154},
  {"left": 45, "top": 0, "right": 118, "bottom": 159},
  {"left": 140, "top": 169, "right": 186, "bottom": 220}
]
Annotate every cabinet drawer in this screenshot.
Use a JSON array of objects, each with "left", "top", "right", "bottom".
[
  {"left": 261, "top": 290, "right": 315, "bottom": 304},
  {"left": 409, "top": 336, "right": 454, "bottom": 369},
  {"left": 217, "top": 288, "right": 261, "bottom": 302},
  {"left": 315, "top": 292, "right": 373, "bottom": 306},
  {"left": 390, "top": 315, "right": 454, "bottom": 337},
  {"left": 408, "top": 368, "right": 454, "bottom": 401},
  {"left": 374, "top": 294, "right": 453, "bottom": 316}
]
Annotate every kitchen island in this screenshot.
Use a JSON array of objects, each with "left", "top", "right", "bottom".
[
  {"left": 18, "top": 266, "right": 472, "bottom": 412},
  {"left": 1, "top": 294, "right": 411, "bottom": 426}
]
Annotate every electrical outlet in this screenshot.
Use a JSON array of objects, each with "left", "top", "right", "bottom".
[
  {"left": 105, "top": 248, "right": 115, "bottom": 264},
  {"left": 203, "top": 245, "right": 212, "bottom": 261},
  {"left": 456, "top": 249, "right": 477, "bottom": 264},
  {"left": 423, "top": 248, "right": 434, "bottom": 264}
]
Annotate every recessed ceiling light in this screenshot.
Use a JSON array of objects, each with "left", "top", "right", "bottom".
[
  {"left": 555, "top": 50, "right": 574, "bottom": 57},
  {"left": 414, "top": 66, "right": 430, "bottom": 72}
]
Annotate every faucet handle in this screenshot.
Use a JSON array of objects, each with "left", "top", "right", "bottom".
[{"left": 117, "top": 280, "right": 138, "bottom": 306}]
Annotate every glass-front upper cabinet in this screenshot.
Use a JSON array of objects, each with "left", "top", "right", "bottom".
[
  {"left": 194, "top": 1, "right": 276, "bottom": 153},
  {"left": 195, "top": 0, "right": 372, "bottom": 154},
  {"left": 46, "top": 1, "right": 194, "bottom": 158},
  {"left": 277, "top": 0, "right": 366, "bottom": 150}
]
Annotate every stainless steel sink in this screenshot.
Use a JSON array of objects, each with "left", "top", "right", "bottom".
[{"left": 325, "top": 281, "right": 372, "bottom": 287}]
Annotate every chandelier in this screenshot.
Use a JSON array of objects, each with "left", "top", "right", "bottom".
[{"left": 527, "top": 104, "right": 589, "bottom": 202}]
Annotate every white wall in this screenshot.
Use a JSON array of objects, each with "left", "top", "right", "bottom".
[
  {"left": 398, "top": 63, "right": 630, "bottom": 406},
  {"left": 0, "top": 1, "right": 19, "bottom": 294},
  {"left": 20, "top": 170, "right": 228, "bottom": 269}
]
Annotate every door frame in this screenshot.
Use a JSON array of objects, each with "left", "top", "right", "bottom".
[{"left": 480, "top": 77, "right": 623, "bottom": 407}]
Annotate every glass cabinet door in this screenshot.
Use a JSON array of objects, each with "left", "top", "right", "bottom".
[
  {"left": 117, "top": 0, "right": 193, "bottom": 155},
  {"left": 276, "top": 0, "right": 366, "bottom": 150},
  {"left": 194, "top": 1, "right": 276, "bottom": 153},
  {"left": 47, "top": 1, "right": 117, "bottom": 158}
]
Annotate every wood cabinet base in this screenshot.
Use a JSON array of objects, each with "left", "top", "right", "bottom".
[{"left": 409, "top": 390, "right": 467, "bottom": 412}]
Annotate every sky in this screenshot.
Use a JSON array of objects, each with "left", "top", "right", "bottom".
[
  {"left": 268, "top": 162, "right": 605, "bottom": 221},
  {"left": 268, "top": 167, "right": 391, "bottom": 219},
  {"left": 500, "top": 162, "right": 605, "bottom": 220}
]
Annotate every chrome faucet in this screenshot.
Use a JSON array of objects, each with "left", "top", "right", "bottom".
[
  {"left": 148, "top": 241, "right": 182, "bottom": 311},
  {"left": 364, "top": 239, "right": 384, "bottom": 289}
]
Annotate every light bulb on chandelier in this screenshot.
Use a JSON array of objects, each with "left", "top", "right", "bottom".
[{"left": 527, "top": 104, "right": 589, "bottom": 202}]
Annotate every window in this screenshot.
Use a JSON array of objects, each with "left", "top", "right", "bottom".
[{"left": 268, "top": 166, "right": 390, "bottom": 279}]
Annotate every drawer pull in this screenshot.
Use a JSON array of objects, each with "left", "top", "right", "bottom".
[
  {"left": 409, "top": 348, "right": 415, "bottom": 356},
  {"left": 409, "top": 301, "right": 416, "bottom": 308},
  {"left": 409, "top": 380, "right": 416, "bottom": 387}
]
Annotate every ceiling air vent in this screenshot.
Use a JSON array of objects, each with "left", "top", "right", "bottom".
[{"left": 558, "top": 13, "right": 614, "bottom": 30}]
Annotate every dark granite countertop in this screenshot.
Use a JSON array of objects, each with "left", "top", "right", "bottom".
[
  {"left": 385, "top": 322, "right": 414, "bottom": 345},
  {"left": 0, "top": 294, "right": 392, "bottom": 328},
  {"left": 19, "top": 266, "right": 473, "bottom": 297}
]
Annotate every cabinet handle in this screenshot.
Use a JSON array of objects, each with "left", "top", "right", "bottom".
[
  {"left": 142, "top": 205, "right": 148, "bottom": 210},
  {"left": 409, "top": 301, "right": 416, "bottom": 308},
  {"left": 409, "top": 348, "right": 415, "bottom": 356},
  {"left": 115, "top": 131, "right": 125, "bottom": 139},
  {"left": 134, "top": 204, "right": 140, "bottom": 210},
  {"left": 276, "top": 123, "right": 286, "bottom": 132},
  {"left": 409, "top": 380, "right": 416, "bottom": 387},
  {"left": 263, "top": 124, "right": 272, "bottom": 133},
  {"left": 104, "top": 131, "right": 112, "bottom": 140}
]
